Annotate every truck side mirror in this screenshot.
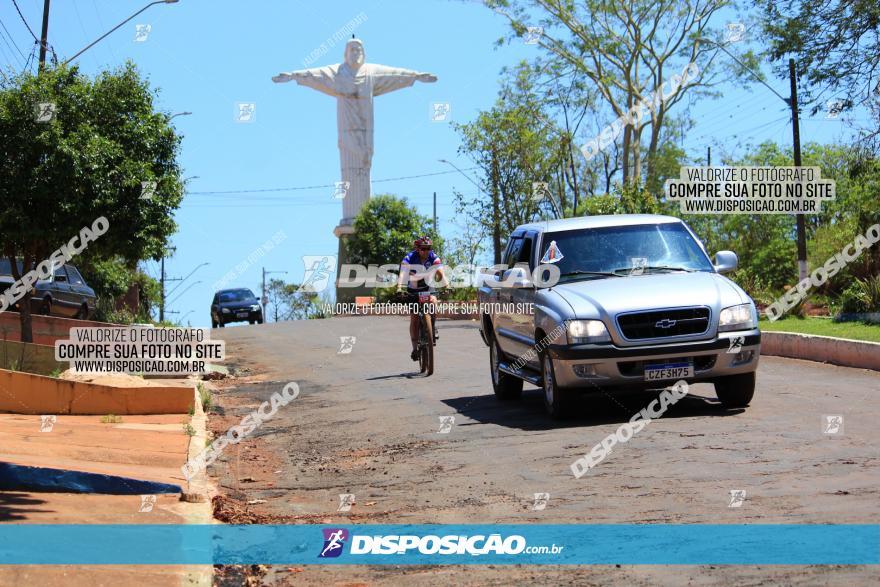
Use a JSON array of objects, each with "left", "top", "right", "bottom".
[
  {"left": 477, "top": 265, "right": 508, "bottom": 288},
  {"left": 502, "top": 266, "right": 533, "bottom": 288},
  {"left": 714, "top": 251, "right": 738, "bottom": 274}
]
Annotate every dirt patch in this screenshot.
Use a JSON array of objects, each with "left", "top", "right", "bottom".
[{"left": 213, "top": 563, "right": 268, "bottom": 587}]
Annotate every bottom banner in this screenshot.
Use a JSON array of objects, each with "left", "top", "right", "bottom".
[{"left": 0, "top": 524, "right": 877, "bottom": 565}]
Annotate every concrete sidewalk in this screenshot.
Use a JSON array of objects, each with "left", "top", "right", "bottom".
[{"left": 0, "top": 399, "right": 214, "bottom": 585}]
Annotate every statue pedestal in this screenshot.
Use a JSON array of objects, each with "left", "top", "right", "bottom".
[{"left": 333, "top": 224, "right": 372, "bottom": 304}]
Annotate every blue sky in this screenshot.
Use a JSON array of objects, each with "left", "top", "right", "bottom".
[{"left": 0, "top": 0, "right": 858, "bottom": 327}]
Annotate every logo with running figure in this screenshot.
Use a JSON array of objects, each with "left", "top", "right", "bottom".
[
  {"left": 301, "top": 255, "right": 337, "bottom": 293},
  {"left": 319, "top": 528, "right": 349, "bottom": 558}
]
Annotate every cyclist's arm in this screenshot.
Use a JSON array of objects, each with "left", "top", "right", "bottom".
[{"left": 397, "top": 262, "right": 410, "bottom": 289}]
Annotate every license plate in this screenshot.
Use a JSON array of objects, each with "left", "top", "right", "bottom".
[
  {"left": 236, "top": 312, "right": 248, "bottom": 318},
  {"left": 644, "top": 362, "right": 693, "bottom": 381}
]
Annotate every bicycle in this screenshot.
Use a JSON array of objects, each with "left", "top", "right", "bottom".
[{"left": 394, "top": 290, "right": 436, "bottom": 376}]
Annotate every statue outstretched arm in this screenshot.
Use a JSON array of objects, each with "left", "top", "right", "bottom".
[
  {"left": 272, "top": 67, "right": 341, "bottom": 97},
  {"left": 370, "top": 64, "right": 437, "bottom": 96}
]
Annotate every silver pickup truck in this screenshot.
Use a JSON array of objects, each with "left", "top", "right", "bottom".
[{"left": 478, "top": 214, "right": 760, "bottom": 418}]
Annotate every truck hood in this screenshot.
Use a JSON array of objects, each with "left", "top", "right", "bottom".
[{"left": 550, "top": 271, "right": 746, "bottom": 317}]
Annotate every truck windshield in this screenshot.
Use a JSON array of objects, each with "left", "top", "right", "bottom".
[{"left": 542, "top": 223, "right": 714, "bottom": 282}]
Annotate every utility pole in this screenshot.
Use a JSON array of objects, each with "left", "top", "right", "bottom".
[
  {"left": 160, "top": 257, "right": 165, "bottom": 322},
  {"left": 38, "top": 0, "right": 50, "bottom": 68},
  {"left": 490, "top": 148, "right": 501, "bottom": 264},
  {"left": 433, "top": 192, "right": 437, "bottom": 233},
  {"left": 697, "top": 38, "right": 811, "bottom": 282},
  {"left": 789, "top": 58, "right": 808, "bottom": 282},
  {"left": 707, "top": 146, "right": 711, "bottom": 166},
  {"left": 159, "top": 246, "right": 178, "bottom": 322}
]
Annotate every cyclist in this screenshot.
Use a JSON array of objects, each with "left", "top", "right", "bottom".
[{"left": 396, "top": 236, "right": 447, "bottom": 361}]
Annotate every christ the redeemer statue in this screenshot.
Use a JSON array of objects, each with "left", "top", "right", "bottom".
[{"left": 272, "top": 38, "right": 437, "bottom": 231}]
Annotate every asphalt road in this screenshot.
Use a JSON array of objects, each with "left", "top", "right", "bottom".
[{"left": 209, "top": 317, "right": 879, "bottom": 586}]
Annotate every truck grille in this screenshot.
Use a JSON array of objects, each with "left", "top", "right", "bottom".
[{"left": 617, "top": 307, "right": 710, "bottom": 340}]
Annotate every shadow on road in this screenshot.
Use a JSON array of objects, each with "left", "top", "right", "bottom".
[
  {"left": 442, "top": 388, "right": 745, "bottom": 431},
  {"left": 0, "top": 491, "right": 50, "bottom": 522},
  {"left": 366, "top": 371, "right": 428, "bottom": 381}
]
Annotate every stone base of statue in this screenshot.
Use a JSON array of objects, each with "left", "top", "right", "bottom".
[{"left": 333, "top": 224, "right": 373, "bottom": 305}]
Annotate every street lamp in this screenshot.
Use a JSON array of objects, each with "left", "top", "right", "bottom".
[
  {"left": 63, "top": 1, "right": 180, "bottom": 66},
  {"left": 167, "top": 262, "right": 209, "bottom": 297},
  {"left": 438, "top": 159, "right": 482, "bottom": 191},
  {"left": 697, "top": 38, "right": 808, "bottom": 281},
  {"left": 169, "top": 111, "right": 192, "bottom": 121}
]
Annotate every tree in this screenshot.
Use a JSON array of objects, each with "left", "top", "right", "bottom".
[
  {"left": 453, "top": 65, "right": 559, "bottom": 261},
  {"left": 0, "top": 63, "right": 183, "bottom": 341},
  {"left": 264, "top": 278, "right": 322, "bottom": 321},
  {"left": 79, "top": 256, "right": 160, "bottom": 323},
  {"left": 487, "top": 0, "right": 752, "bottom": 187},
  {"left": 347, "top": 194, "right": 441, "bottom": 266},
  {"left": 444, "top": 216, "right": 488, "bottom": 268},
  {"left": 756, "top": 0, "right": 880, "bottom": 122}
]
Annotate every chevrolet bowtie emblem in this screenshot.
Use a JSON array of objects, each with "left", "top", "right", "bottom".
[{"left": 655, "top": 318, "right": 677, "bottom": 329}]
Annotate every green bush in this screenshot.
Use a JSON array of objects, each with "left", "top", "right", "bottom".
[
  {"left": 834, "top": 276, "right": 880, "bottom": 320},
  {"left": 730, "top": 267, "right": 778, "bottom": 307}
]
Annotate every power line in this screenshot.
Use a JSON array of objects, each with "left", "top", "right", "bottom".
[
  {"left": 0, "top": 41, "right": 13, "bottom": 69},
  {"left": 0, "top": 17, "right": 26, "bottom": 65},
  {"left": 185, "top": 167, "right": 479, "bottom": 196},
  {"left": 10, "top": 0, "right": 38, "bottom": 42}
]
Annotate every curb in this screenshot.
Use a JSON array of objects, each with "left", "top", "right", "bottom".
[
  {"left": 760, "top": 331, "right": 880, "bottom": 371},
  {"left": 0, "top": 368, "right": 195, "bottom": 415},
  {"left": 178, "top": 382, "right": 216, "bottom": 587},
  {"left": 180, "top": 383, "right": 213, "bottom": 503}
]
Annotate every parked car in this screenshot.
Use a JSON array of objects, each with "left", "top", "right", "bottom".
[
  {"left": 0, "top": 260, "right": 97, "bottom": 320},
  {"left": 211, "top": 288, "right": 263, "bottom": 327},
  {"left": 477, "top": 214, "right": 761, "bottom": 419}
]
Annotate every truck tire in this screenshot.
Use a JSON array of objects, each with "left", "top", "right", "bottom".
[
  {"left": 490, "top": 338, "right": 523, "bottom": 399},
  {"left": 542, "top": 352, "right": 572, "bottom": 419},
  {"left": 714, "top": 372, "right": 755, "bottom": 408}
]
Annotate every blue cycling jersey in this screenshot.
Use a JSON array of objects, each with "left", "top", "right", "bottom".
[{"left": 401, "top": 250, "right": 441, "bottom": 292}]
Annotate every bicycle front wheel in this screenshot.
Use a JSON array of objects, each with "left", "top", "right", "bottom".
[{"left": 419, "top": 313, "right": 434, "bottom": 376}]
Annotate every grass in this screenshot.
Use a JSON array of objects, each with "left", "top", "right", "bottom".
[
  {"left": 182, "top": 422, "right": 196, "bottom": 437},
  {"left": 197, "top": 382, "right": 212, "bottom": 413},
  {"left": 760, "top": 316, "right": 880, "bottom": 343},
  {"left": 100, "top": 414, "right": 123, "bottom": 424}
]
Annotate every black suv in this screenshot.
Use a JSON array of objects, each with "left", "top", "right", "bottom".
[
  {"left": 0, "top": 260, "right": 97, "bottom": 319},
  {"left": 211, "top": 288, "right": 263, "bottom": 327}
]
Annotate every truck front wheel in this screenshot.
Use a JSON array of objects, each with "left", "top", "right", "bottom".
[
  {"left": 714, "top": 372, "right": 756, "bottom": 408},
  {"left": 542, "top": 352, "right": 572, "bottom": 419},
  {"left": 490, "top": 339, "right": 523, "bottom": 400}
]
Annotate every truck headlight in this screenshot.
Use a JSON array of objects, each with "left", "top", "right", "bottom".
[
  {"left": 221, "top": 308, "right": 230, "bottom": 313},
  {"left": 250, "top": 304, "right": 260, "bottom": 311},
  {"left": 718, "top": 303, "right": 757, "bottom": 332},
  {"left": 566, "top": 320, "right": 611, "bottom": 344}
]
